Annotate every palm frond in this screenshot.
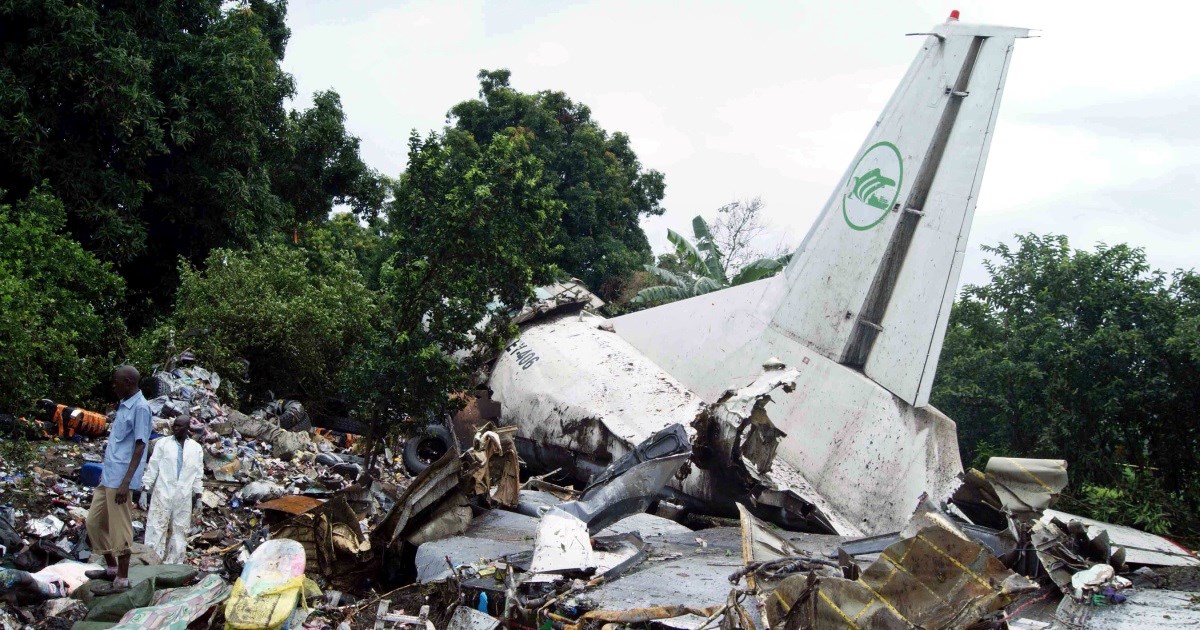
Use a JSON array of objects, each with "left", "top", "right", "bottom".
[
  {"left": 632, "top": 285, "right": 694, "bottom": 306},
  {"left": 693, "top": 276, "right": 725, "bottom": 295},
  {"left": 731, "top": 257, "right": 785, "bottom": 285},
  {"left": 691, "top": 215, "right": 726, "bottom": 282},
  {"left": 642, "top": 264, "right": 689, "bottom": 288},
  {"left": 668, "top": 228, "right": 709, "bottom": 277}
]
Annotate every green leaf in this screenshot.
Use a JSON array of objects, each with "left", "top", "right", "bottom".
[
  {"left": 668, "top": 228, "right": 709, "bottom": 278},
  {"left": 693, "top": 276, "right": 724, "bottom": 295},
  {"left": 642, "top": 264, "right": 688, "bottom": 288},
  {"left": 691, "top": 215, "right": 726, "bottom": 282},
  {"left": 731, "top": 257, "right": 784, "bottom": 285},
  {"left": 632, "top": 285, "right": 692, "bottom": 306}
]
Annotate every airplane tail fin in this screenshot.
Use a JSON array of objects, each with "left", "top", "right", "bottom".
[{"left": 770, "top": 17, "right": 1030, "bottom": 406}]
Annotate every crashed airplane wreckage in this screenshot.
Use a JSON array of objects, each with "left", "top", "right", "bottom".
[
  {"left": 365, "top": 11, "right": 1200, "bottom": 630},
  {"left": 492, "top": 13, "right": 1026, "bottom": 537},
  {"left": 379, "top": 421, "right": 1198, "bottom": 628}
]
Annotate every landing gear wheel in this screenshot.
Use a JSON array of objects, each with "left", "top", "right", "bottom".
[{"left": 402, "top": 425, "right": 453, "bottom": 475}]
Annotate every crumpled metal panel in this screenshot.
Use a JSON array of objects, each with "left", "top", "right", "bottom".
[
  {"left": 559, "top": 452, "right": 692, "bottom": 535},
  {"left": 770, "top": 524, "right": 1037, "bottom": 629},
  {"left": 529, "top": 507, "right": 595, "bottom": 574},
  {"left": 691, "top": 366, "right": 798, "bottom": 479},
  {"left": 513, "top": 280, "right": 605, "bottom": 326},
  {"left": 983, "top": 457, "right": 1068, "bottom": 513},
  {"left": 375, "top": 449, "right": 462, "bottom": 551},
  {"left": 529, "top": 430, "right": 691, "bottom": 576},
  {"left": 446, "top": 606, "right": 501, "bottom": 630},
  {"left": 583, "top": 424, "right": 691, "bottom": 493},
  {"left": 1041, "top": 509, "right": 1200, "bottom": 568}
]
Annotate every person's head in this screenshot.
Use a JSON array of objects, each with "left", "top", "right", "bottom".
[
  {"left": 172, "top": 415, "right": 191, "bottom": 443},
  {"left": 111, "top": 366, "right": 140, "bottom": 400}
]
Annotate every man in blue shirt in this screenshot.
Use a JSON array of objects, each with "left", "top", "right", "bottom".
[{"left": 84, "top": 365, "right": 151, "bottom": 594}]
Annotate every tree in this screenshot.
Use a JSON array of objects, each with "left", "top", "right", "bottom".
[
  {"left": 932, "top": 234, "right": 1200, "bottom": 535},
  {"left": 133, "top": 243, "right": 379, "bottom": 406},
  {"left": 448, "top": 70, "right": 665, "bottom": 297},
  {"left": 0, "top": 1, "right": 383, "bottom": 324},
  {"left": 342, "top": 127, "right": 563, "bottom": 436},
  {"left": 271, "top": 91, "right": 387, "bottom": 224},
  {"left": 709, "top": 197, "right": 792, "bottom": 277},
  {"left": 631, "top": 216, "right": 790, "bottom": 307},
  {"left": 0, "top": 188, "right": 127, "bottom": 414},
  {"left": 298, "top": 212, "right": 390, "bottom": 290}
]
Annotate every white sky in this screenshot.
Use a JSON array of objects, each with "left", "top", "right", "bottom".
[{"left": 282, "top": 0, "right": 1200, "bottom": 289}]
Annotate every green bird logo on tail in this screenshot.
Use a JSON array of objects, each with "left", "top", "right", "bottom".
[{"left": 850, "top": 168, "right": 896, "bottom": 210}]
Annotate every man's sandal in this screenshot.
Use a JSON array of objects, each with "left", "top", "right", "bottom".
[
  {"left": 89, "top": 579, "right": 131, "bottom": 596},
  {"left": 84, "top": 568, "right": 116, "bottom": 580}
]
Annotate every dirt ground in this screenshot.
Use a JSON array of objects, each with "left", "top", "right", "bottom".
[{"left": 1158, "top": 565, "right": 1200, "bottom": 591}]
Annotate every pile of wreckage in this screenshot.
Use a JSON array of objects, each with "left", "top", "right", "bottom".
[
  {"left": 376, "top": 377, "right": 1200, "bottom": 630},
  {"left": 0, "top": 358, "right": 1198, "bottom": 629},
  {"left": 0, "top": 329, "right": 1198, "bottom": 629},
  {"left": 0, "top": 357, "right": 407, "bottom": 629}
]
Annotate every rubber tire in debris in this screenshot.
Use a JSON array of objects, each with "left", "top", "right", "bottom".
[
  {"left": 403, "top": 424, "right": 453, "bottom": 475},
  {"left": 311, "top": 415, "right": 368, "bottom": 435},
  {"left": 141, "top": 374, "right": 172, "bottom": 399}
]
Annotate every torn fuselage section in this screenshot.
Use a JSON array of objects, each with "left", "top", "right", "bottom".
[
  {"left": 529, "top": 425, "right": 692, "bottom": 578},
  {"left": 488, "top": 313, "right": 843, "bottom": 534}
]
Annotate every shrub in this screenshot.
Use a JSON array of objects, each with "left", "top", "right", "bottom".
[
  {"left": 134, "top": 244, "right": 378, "bottom": 406},
  {"left": 0, "top": 188, "right": 126, "bottom": 414},
  {"left": 1065, "top": 466, "right": 1195, "bottom": 538}
]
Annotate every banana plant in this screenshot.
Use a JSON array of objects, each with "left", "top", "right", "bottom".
[{"left": 632, "top": 216, "right": 790, "bottom": 306}]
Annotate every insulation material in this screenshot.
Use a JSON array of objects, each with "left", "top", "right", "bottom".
[
  {"left": 771, "top": 525, "right": 1037, "bottom": 629},
  {"left": 464, "top": 425, "right": 520, "bottom": 509}
]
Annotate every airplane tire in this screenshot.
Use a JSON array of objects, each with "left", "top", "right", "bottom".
[{"left": 403, "top": 424, "right": 453, "bottom": 476}]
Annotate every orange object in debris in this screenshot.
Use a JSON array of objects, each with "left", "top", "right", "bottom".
[
  {"left": 51, "top": 404, "right": 108, "bottom": 438},
  {"left": 259, "top": 495, "right": 325, "bottom": 516},
  {"left": 313, "top": 428, "right": 356, "bottom": 449}
]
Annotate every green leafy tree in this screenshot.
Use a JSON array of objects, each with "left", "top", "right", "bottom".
[
  {"left": 0, "top": 188, "right": 127, "bottom": 414},
  {"left": 0, "top": 1, "right": 383, "bottom": 323},
  {"left": 343, "top": 127, "right": 563, "bottom": 436},
  {"left": 296, "top": 212, "right": 390, "bottom": 290},
  {"left": 133, "top": 243, "right": 379, "bottom": 406},
  {"left": 449, "top": 70, "right": 665, "bottom": 297},
  {"left": 933, "top": 234, "right": 1200, "bottom": 537},
  {"left": 632, "top": 216, "right": 790, "bottom": 306},
  {"left": 271, "top": 90, "right": 387, "bottom": 224}
]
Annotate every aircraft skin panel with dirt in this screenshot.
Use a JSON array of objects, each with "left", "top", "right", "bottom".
[{"left": 489, "top": 15, "right": 1031, "bottom": 535}]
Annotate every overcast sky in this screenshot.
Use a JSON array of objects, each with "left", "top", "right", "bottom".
[{"left": 281, "top": 0, "right": 1199, "bottom": 289}]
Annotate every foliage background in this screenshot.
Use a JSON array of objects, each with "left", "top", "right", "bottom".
[
  {"left": 0, "top": 188, "right": 126, "bottom": 414},
  {"left": 131, "top": 243, "right": 379, "bottom": 407},
  {"left": 932, "top": 234, "right": 1200, "bottom": 539}
]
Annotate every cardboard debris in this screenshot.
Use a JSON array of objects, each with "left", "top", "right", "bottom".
[
  {"left": 271, "top": 495, "right": 372, "bottom": 591},
  {"left": 259, "top": 494, "right": 325, "bottom": 517}
]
